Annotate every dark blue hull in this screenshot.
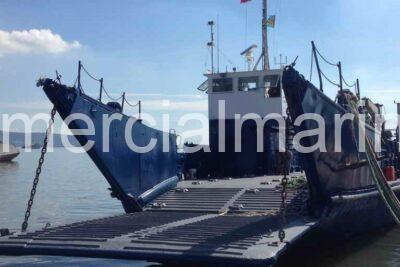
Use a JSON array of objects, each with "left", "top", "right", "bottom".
[
  {"left": 319, "top": 183, "right": 400, "bottom": 236},
  {"left": 282, "top": 66, "right": 400, "bottom": 234},
  {"left": 39, "top": 79, "right": 178, "bottom": 212},
  {"left": 282, "top": 67, "right": 381, "bottom": 204}
]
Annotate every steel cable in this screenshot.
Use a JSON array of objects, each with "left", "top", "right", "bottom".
[
  {"left": 79, "top": 63, "right": 124, "bottom": 102},
  {"left": 320, "top": 69, "right": 340, "bottom": 87},
  {"left": 81, "top": 64, "right": 102, "bottom": 82},
  {"left": 342, "top": 76, "right": 357, "bottom": 88},
  {"left": 314, "top": 46, "right": 338, "bottom": 67},
  {"left": 124, "top": 98, "right": 140, "bottom": 108},
  {"left": 102, "top": 85, "right": 123, "bottom": 102}
]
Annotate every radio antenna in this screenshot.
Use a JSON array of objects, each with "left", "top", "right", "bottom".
[
  {"left": 207, "top": 21, "right": 215, "bottom": 74},
  {"left": 262, "top": 0, "right": 270, "bottom": 70}
]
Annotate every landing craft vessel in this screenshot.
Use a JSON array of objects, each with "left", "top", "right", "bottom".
[{"left": 1, "top": 0, "right": 400, "bottom": 266}]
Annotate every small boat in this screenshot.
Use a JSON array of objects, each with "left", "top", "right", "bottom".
[
  {"left": 0, "top": 142, "right": 20, "bottom": 162},
  {"left": 22, "top": 143, "right": 41, "bottom": 149}
]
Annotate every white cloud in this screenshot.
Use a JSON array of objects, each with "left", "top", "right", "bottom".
[{"left": 0, "top": 29, "right": 81, "bottom": 55}]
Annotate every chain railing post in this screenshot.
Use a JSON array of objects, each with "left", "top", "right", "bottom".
[
  {"left": 138, "top": 100, "right": 142, "bottom": 121},
  {"left": 77, "top": 61, "right": 82, "bottom": 91},
  {"left": 311, "top": 41, "right": 323, "bottom": 92},
  {"left": 338, "top": 61, "right": 343, "bottom": 92},
  {"left": 121, "top": 92, "right": 125, "bottom": 112},
  {"left": 99, "top": 78, "right": 103, "bottom": 102}
]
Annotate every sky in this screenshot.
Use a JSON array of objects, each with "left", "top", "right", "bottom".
[{"left": 1, "top": 0, "right": 400, "bottom": 142}]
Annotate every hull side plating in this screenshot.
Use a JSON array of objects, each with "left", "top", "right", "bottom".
[
  {"left": 40, "top": 79, "right": 178, "bottom": 211},
  {"left": 282, "top": 67, "right": 378, "bottom": 202}
]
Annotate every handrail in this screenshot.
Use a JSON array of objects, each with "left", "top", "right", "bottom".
[
  {"left": 75, "top": 61, "right": 141, "bottom": 118},
  {"left": 311, "top": 41, "right": 359, "bottom": 96}
]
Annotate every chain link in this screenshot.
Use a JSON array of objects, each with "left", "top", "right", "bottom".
[
  {"left": 278, "top": 117, "right": 290, "bottom": 243},
  {"left": 21, "top": 106, "right": 57, "bottom": 232}
]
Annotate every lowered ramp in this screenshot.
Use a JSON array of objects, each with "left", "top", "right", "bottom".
[{"left": 0, "top": 176, "right": 317, "bottom": 266}]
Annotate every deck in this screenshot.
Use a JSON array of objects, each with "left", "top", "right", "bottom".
[{"left": 0, "top": 175, "right": 317, "bottom": 266}]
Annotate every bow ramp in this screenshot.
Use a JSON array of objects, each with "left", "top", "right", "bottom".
[{"left": 0, "top": 176, "right": 317, "bottom": 266}]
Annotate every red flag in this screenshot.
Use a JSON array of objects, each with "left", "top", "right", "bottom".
[{"left": 240, "top": 0, "right": 251, "bottom": 3}]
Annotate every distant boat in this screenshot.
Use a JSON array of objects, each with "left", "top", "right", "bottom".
[
  {"left": 22, "top": 143, "right": 41, "bottom": 149},
  {"left": 0, "top": 142, "right": 20, "bottom": 162}
]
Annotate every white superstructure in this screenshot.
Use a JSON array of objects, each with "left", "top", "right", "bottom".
[{"left": 205, "top": 69, "right": 286, "bottom": 120}]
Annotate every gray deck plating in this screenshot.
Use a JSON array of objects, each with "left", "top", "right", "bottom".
[{"left": 0, "top": 175, "right": 316, "bottom": 266}]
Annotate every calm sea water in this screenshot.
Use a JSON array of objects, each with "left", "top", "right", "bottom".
[{"left": 0, "top": 149, "right": 400, "bottom": 266}]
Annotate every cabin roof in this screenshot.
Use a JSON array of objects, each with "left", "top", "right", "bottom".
[{"left": 204, "top": 68, "right": 283, "bottom": 79}]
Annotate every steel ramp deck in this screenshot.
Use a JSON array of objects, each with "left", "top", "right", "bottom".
[{"left": 0, "top": 176, "right": 317, "bottom": 266}]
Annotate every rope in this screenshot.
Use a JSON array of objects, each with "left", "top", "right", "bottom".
[
  {"left": 204, "top": 46, "right": 210, "bottom": 73},
  {"left": 347, "top": 95, "right": 400, "bottom": 224},
  {"left": 73, "top": 75, "right": 78, "bottom": 88},
  {"left": 219, "top": 49, "right": 236, "bottom": 68}
]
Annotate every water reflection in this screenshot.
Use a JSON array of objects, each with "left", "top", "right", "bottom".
[
  {"left": 277, "top": 226, "right": 400, "bottom": 267},
  {"left": 0, "top": 149, "right": 123, "bottom": 231},
  {"left": 0, "top": 161, "right": 20, "bottom": 173}
]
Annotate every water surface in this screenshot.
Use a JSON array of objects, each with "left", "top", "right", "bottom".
[{"left": 1, "top": 149, "right": 399, "bottom": 266}]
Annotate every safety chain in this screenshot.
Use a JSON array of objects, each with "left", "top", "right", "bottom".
[
  {"left": 21, "top": 106, "right": 57, "bottom": 232},
  {"left": 278, "top": 117, "right": 290, "bottom": 243}
]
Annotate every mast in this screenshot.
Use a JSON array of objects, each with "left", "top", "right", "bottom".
[
  {"left": 397, "top": 102, "right": 400, "bottom": 143},
  {"left": 208, "top": 21, "right": 215, "bottom": 74},
  {"left": 262, "top": 0, "right": 270, "bottom": 70}
]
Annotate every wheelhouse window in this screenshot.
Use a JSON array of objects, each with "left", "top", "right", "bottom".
[
  {"left": 264, "top": 75, "right": 281, "bottom": 98},
  {"left": 239, "top": 76, "right": 258, "bottom": 92},
  {"left": 212, "top": 78, "right": 233, "bottom": 92}
]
